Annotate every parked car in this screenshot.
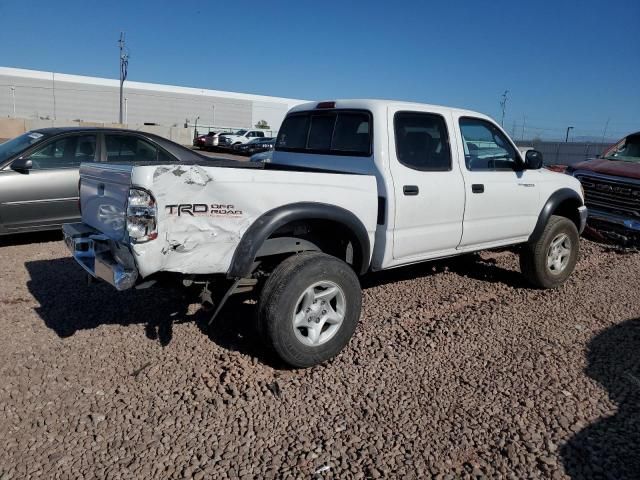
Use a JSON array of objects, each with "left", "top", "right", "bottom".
[
  {"left": 249, "top": 150, "right": 273, "bottom": 163},
  {"left": 233, "top": 137, "right": 275, "bottom": 155},
  {"left": 568, "top": 131, "right": 640, "bottom": 245},
  {"left": 194, "top": 131, "right": 218, "bottom": 149},
  {"left": 222, "top": 129, "right": 266, "bottom": 146},
  {"left": 193, "top": 133, "right": 206, "bottom": 149},
  {"left": 0, "top": 128, "right": 208, "bottom": 235},
  {"left": 204, "top": 131, "right": 232, "bottom": 150},
  {"left": 63, "top": 99, "right": 586, "bottom": 367}
]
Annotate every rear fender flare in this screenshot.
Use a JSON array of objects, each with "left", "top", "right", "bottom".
[{"left": 227, "top": 202, "right": 371, "bottom": 278}]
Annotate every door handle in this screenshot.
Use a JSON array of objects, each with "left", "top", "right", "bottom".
[
  {"left": 403, "top": 185, "right": 419, "bottom": 196},
  {"left": 472, "top": 184, "right": 484, "bottom": 193}
]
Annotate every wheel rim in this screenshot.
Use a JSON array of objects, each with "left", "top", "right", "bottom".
[
  {"left": 292, "top": 281, "right": 346, "bottom": 347},
  {"left": 547, "top": 233, "right": 572, "bottom": 274}
]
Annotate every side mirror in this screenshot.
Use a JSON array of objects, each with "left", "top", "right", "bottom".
[
  {"left": 11, "top": 157, "right": 33, "bottom": 172},
  {"left": 525, "top": 150, "right": 543, "bottom": 170}
]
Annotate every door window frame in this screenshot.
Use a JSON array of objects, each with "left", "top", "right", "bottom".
[
  {"left": 100, "top": 133, "right": 174, "bottom": 163},
  {"left": 14, "top": 132, "right": 100, "bottom": 170},
  {"left": 393, "top": 110, "right": 453, "bottom": 172},
  {"left": 458, "top": 116, "right": 524, "bottom": 172}
]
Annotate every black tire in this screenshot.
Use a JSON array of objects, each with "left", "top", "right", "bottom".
[
  {"left": 520, "top": 215, "right": 580, "bottom": 288},
  {"left": 257, "top": 252, "right": 361, "bottom": 368}
]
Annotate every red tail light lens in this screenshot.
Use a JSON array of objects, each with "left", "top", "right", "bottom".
[{"left": 316, "top": 101, "right": 336, "bottom": 109}]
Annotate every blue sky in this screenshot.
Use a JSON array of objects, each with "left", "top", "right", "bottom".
[{"left": 1, "top": 0, "right": 638, "bottom": 140}]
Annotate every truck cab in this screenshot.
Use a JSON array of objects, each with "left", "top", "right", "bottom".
[{"left": 271, "top": 100, "right": 586, "bottom": 270}]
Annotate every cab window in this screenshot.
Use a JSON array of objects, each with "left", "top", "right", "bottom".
[
  {"left": 276, "top": 110, "right": 371, "bottom": 156},
  {"left": 459, "top": 118, "right": 520, "bottom": 171},
  {"left": 394, "top": 112, "right": 451, "bottom": 171}
]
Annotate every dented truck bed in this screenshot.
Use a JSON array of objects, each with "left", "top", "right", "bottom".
[{"left": 64, "top": 160, "right": 378, "bottom": 288}]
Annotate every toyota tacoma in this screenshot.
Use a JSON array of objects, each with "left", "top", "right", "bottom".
[{"left": 63, "top": 100, "right": 587, "bottom": 367}]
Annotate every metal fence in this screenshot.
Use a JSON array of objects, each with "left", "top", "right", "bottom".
[{"left": 515, "top": 140, "right": 612, "bottom": 165}]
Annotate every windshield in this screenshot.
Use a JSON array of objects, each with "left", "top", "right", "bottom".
[
  {"left": 0, "top": 131, "right": 48, "bottom": 163},
  {"left": 234, "top": 130, "right": 247, "bottom": 136},
  {"left": 603, "top": 135, "right": 640, "bottom": 162}
]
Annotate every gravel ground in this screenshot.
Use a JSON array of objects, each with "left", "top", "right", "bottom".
[{"left": 0, "top": 234, "right": 639, "bottom": 479}]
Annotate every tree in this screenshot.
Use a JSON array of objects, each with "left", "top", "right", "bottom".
[{"left": 255, "top": 119, "right": 270, "bottom": 129}]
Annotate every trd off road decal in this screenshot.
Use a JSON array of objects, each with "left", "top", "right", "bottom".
[{"left": 166, "top": 204, "right": 243, "bottom": 217}]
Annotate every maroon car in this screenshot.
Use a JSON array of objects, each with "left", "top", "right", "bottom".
[
  {"left": 568, "top": 131, "right": 640, "bottom": 244},
  {"left": 193, "top": 131, "right": 215, "bottom": 150}
]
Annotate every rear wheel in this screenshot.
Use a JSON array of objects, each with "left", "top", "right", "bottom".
[
  {"left": 257, "top": 252, "right": 361, "bottom": 368},
  {"left": 520, "top": 215, "right": 579, "bottom": 288}
]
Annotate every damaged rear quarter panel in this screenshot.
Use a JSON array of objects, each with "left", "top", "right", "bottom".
[{"left": 128, "top": 164, "right": 377, "bottom": 278}]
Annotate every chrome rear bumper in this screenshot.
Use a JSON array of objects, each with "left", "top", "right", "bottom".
[{"left": 62, "top": 223, "right": 138, "bottom": 291}]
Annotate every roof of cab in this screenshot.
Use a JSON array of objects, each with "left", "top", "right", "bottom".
[{"left": 288, "top": 99, "right": 491, "bottom": 120}]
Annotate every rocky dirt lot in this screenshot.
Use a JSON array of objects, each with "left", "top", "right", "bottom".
[{"left": 0, "top": 234, "right": 639, "bottom": 479}]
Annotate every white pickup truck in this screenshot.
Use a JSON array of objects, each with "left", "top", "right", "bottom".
[
  {"left": 63, "top": 99, "right": 587, "bottom": 367},
  {"left": 220, "top": 129, "right": 266, "bottom": 146}
]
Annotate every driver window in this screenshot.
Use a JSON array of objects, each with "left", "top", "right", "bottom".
[
  {"left": 29, "top": 135, "right": 95, "bottom": 169},
  {"left": 459, "top": 118, "right": 519, "bottom": 171}
]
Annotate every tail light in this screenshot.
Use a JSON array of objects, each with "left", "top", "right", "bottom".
[
  {"left": 126, "top": 188, "right": 157, "bottom": 242},
  {"left": 316, "top": 101, "right": 336, "bottom": 109}
]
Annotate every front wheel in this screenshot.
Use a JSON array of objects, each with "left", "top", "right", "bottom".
[
  {"left": 257, "top": 252, "right": 361, "bottom": 368},
  {"left": 520, "top": 215, "right": 579, "bottom": 288}
]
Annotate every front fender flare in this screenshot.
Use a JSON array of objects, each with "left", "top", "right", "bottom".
[
  {"left": 227, "top": 202, "right": 371, "bottom": 278},
  {"left": 528, "top": 188, "right": 584, "bottom": 243}
]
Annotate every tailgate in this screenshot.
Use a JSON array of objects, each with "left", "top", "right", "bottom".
[{"left": 79, "top": 163, "right": 134, "bottom": 241}]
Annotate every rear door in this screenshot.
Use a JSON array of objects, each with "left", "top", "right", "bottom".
[
  {"left": 0, "top": 133, "right": 97, "bottom": 231},
  {"left": 388, "top": 107, "right": 466, "bottom": 261}
]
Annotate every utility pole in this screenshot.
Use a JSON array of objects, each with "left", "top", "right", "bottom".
[
  {"left": 9, "top": 86, "right": 16, "bottom": 117},
  {"left": 500, "top": 90, "right": 509, "bottom": 127},
  {"left": 52, "top": 73, "right": 57, "bottom": 120},
  {"left": 124, "top": 97, "right": 128, "bottom": 124},
  {"left": 521, "top": 115, "right": 526, "bottom": 141},
  {"left": 212, "top": 105, "right": 216, "bottom": 129},
  {"left": 600, "top": 117, "right": 610, "bottom": 145},
  {"left": 565, "top": 126, "right": 574, "bottom": 142},
  {"left": 118, "top": 32, "right": 129, "bottom": 124}
]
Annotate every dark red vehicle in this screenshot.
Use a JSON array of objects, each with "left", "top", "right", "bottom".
[
  {"left": 568, "top": 132, "right": 640, "bottom": 244},
  {"left": 193, "top": 131, "right": 220, "bottom": 150}
]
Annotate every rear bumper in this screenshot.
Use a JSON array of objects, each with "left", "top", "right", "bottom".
[{"left": 63, "top": 223, "right": 138, "bottom": 291}]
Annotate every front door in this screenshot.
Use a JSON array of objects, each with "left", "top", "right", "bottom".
[
  {"left": 389, "top": 108, "right": 466, "bottom": 261},
  {"left": 456, "top": 117, "right": 540, "bottom": 248},
  {"left": 0, "top": 134, "right": 97, "bottom": 231}
]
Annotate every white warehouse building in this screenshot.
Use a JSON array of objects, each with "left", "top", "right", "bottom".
[{"left": 0, "top": 67, "right": 305, "bottom": 134}]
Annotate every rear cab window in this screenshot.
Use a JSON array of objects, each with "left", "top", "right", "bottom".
[{"left": 276, "top": 110, "right": 372, "bottom": 156}]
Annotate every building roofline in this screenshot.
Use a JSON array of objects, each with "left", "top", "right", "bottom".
[{"left": 0, "top": 66, "right": 307, "bottom": 107}]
